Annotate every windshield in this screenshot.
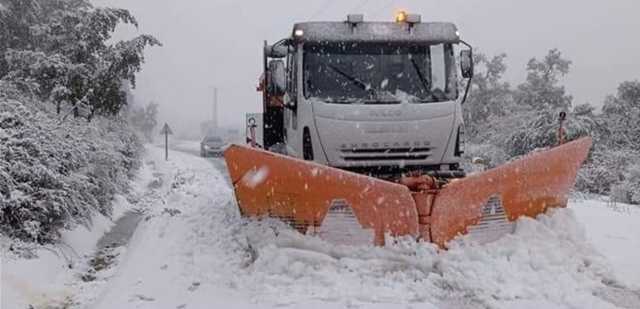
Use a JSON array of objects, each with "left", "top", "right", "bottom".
[
  {"left": 204, "top": 137, "right": 223, "bottom": 143},
  {"left": 304, "top": 43, "right": 457, "bottom": 104}
]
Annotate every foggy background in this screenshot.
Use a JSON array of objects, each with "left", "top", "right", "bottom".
[{"left": 92, "top": 0, "right": 640, "bottom": 138}]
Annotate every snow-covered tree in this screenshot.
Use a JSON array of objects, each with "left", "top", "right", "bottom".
[
  {"left": 515, "top": 49, "right": 572, "bottom": 111},
  {"left": 464, "top": 52, "right": 514, "bottom": 137},
  {"left": 459, "top": 48, "right": 638, "bottom": 203},
  {"left": 574, "top": 80, "right": 640, "bottom": 202},
  {"left": 491, "top": 49, "right": 577, "bottom": 156},
  {"left": 130, "top": 101, "right": 159, "bottom": 142},
  {"left": 601, "top": 80, "right": 640, "bottom": 151},
  {"left": 0, "top": 0, "right": 161, "bottom": 119}
]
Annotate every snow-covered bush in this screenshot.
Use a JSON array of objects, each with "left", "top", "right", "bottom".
[
  {"left": 575, "top": 149, "right": 638, "bottom": 195},
  {"left": 0, "top": 89, "right": 142, "bottom": 243},
  {"left": 609, "top": 162, "right": 640, "bottom": 205},
  {"left": 502, "top": 109, "right": 594, "bottom": 157}
]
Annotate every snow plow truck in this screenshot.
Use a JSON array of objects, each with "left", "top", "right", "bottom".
[{"left": 224, "top": 13, "right": 592, "bottom": 248}]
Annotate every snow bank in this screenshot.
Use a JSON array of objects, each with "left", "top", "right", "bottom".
[
  {"left": 1, "top": 156, "right": 155, "bottom": 309},
  {"left": 0, "top": 91, "right": 142, "bottom": 243},
  {"left": 571, "top": 199, "right": 640, "bottom": 288}
]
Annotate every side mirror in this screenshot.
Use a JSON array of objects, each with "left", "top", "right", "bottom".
[
  {"left": 265, "top": 42, "right": 289, "bottom": 58},
  {"left": 268, "top": 60, "right": 286, "bottom": 96},
  {"left": 460, "top": 50, "right": 474, "bottom": 79}
]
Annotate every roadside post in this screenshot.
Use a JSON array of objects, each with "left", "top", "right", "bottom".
[{"left": 161, "top": 123, "right": 173, "bottom": 161}]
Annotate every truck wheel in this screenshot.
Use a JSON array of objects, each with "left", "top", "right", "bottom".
[{"left": 303, "top": 128, "right": 314, "bottom": 161}]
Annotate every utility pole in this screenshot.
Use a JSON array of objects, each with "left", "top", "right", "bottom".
[{"left": 212, "top": 87, "right": 218, "bottom": 133}]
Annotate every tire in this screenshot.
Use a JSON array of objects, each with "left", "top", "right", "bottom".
[{"left": 303, "top": 128, "right": 314, "bottom": 161}]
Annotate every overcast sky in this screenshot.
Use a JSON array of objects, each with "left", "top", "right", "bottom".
[{"left": 93, "top": 0, "right": 640, "bottom": 135}]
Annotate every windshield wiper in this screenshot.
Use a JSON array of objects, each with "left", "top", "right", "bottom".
[
  {"left": 411, "top": 58, "right": 431, "bottom": 94},
  {"left": 327, "top": 64, "right": 370, "bottom": 92},
  {"left": 326, "top": 65, "right": 402, "bottom": 104},
  {"left": 414, "top": 88, "right": 449, "bottom": 103}
]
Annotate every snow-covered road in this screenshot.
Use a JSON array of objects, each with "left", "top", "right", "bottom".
[{"left": 3, "top": 143, "right": 640, "bottom": 309}]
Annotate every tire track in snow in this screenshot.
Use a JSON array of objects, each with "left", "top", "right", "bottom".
[{"left": 79, "top": 145, "right": 254, "bottom": 308}]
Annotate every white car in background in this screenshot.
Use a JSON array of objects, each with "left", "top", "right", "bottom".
[{"left": 200, "top": 136, "right": 225, "bottom": 157}]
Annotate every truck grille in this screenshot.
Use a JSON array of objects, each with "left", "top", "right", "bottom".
[{"left": 340, "top": 147, "right": 431, "bottom": 161}]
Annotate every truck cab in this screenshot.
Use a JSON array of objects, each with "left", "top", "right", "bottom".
[{"left": 262, "top": 13, "right": 473, "bottom": 178}]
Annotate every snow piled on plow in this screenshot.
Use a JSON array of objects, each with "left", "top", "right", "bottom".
[
  {"left": 241, "top": 221, "right": 437, "bottom": 306},
  {"left": 240, "top": 208, "right": 632, "bottom": 308}
]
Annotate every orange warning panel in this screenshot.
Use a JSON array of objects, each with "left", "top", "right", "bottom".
[{"left": 224, "top": 146, "right": 420, "bottom": 245}]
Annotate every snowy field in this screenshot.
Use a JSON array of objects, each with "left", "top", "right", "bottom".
[{"left": 2, "top": 142, "right": 640, "bottom": 309}]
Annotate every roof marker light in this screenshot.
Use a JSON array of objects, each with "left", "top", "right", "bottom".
[
  {"left": 347, "top": 14, "right": 364, "bottom": 24},
  {"left": 395, "top": 11, "right": 407, "bottom": 23},
  {"left": 406, "top": 14, "right": 421, "bottom": 24}
]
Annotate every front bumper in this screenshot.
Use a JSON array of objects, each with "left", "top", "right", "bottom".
[{"left": 202, "top": 148, "right": 224, "bottom": 156}]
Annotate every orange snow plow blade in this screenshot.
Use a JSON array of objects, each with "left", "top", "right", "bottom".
[
  {"left": 224, "top": 137, "right": 592, "bottom": 248},
  {"left": 429, "top": 137, "right": 592, "bottom": 247},
  {"left": 224, "top": 146, "right": 419, "bottom": 245}
]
